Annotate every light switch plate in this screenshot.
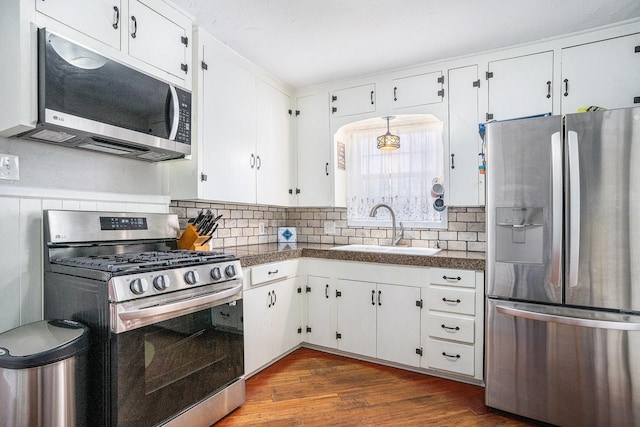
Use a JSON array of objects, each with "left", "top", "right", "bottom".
[{"left": 0, "top": 154, "right": 19, "bottom": 180}]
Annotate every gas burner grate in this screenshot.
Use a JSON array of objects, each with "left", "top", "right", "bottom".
[{"left": 51, "top": 250, "right": 237, "bottom": 273}]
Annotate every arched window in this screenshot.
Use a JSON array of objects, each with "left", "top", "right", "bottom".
[{"left": 340, "top": 114, "right": 446, "bottom": 229}]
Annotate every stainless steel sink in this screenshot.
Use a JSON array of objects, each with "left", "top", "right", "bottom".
[{"left": 329, "top": 244, "right": 441, "bottom": 256}]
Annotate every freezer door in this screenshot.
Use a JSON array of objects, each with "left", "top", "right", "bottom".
[
  {"left": 565, "top": 107, "right": 640, "bottom": 311},
  {"left": 486, "top": 115, "right": 563, "bottom": 304},
  {"left": 486, "top": 299, "right": 640, "bottom": 427}
]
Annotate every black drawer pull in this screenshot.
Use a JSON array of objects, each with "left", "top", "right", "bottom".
[
  {"left": 442, "top": 297, "right": 461, "bottom": 304},
  {"left": 442, "top": 275, "right": 461, "bottom": 281},
  {"left": 268, "top": 269, "right": 279, "bottom": 275},
  {"left": 442, "top": 352, "right": 461, "bottom": 359},
  {"left": 220, "top": 312, "right": 230, "bottom": 317},
  {"left": 441, "top": 324, "right": 460, "bottom": 331}
]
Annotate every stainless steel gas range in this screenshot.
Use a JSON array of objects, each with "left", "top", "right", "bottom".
[{"left": 43, "top": 210, "right": 245, "bottom": 427}]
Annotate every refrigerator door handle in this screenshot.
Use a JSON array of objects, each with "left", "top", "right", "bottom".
[
  {"left": 567, "top": 131, "right": 580, "bottom": 288},
  {"left": 496, "top": 304, "right": 640, "bottom": 331},
  {"left": 550, "top": 132, "right": 563, "bottom": 288}
]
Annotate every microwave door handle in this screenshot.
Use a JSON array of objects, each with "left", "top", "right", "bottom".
[{"left": 168, "top": 85, "right": 180, "bottom": 140}]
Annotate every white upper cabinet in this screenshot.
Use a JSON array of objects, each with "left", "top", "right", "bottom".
[
  {"left": 170, "top": 30, "right": 294, "bottom": 206},
  {"left": 36, "top": 0, "right": 122, "bottom": 50},
  {"left": 330, "top": 83, "right": 376, "bottom": 117},
  {"left": 295, "top": 93, "right": 332, "bottom": 206},
  {"left": 128, "top": 0, "right": 190, "bottom": 81},
  {"left": 561, "top": 33, "right": 640, "bottom": 114},
  {"left": 256, "top": 79, "right": 294, "bottom": 206},
  {"left": 392, "top": 71, "right": 444, "bottom": 109},
  {"left": 487, "top": 51, "right": 554, "bottom": 121},
  {"left": 448, "top": 65, "right": 484, "bottom": 206}
]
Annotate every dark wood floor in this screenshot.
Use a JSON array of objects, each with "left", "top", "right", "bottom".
[{"left": 215, "top": 348, "right": 544, "bottom": 426}]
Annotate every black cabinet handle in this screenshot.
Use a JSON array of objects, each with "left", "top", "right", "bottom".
[
  {"left": 220, "top": 312, "right": 230, "bottom": 317},
  {"left": 546, "top": 80, "right": 551, "bottom": 99},
  {"left": 370, "top": 90, "right": 374, "bottom": 105},
  {"left": 130, "top": 16, "right": 137, "bottom": 39},
  {"left": 268, "top": 290, "right": 273, "bottom": 308},
  {"left": 563, "top": 78, "right": 569, "bottom": 97},
  {"left": 450, "top": 153, "right": 455, "bottom": 169},
  {"left": 442, "top": 297, "right": 462, "bottom": 304},
  {"left": 268, "top": 269, "right": 279, "bottom": 275},
  {"left": 378, "top": 290, "right": 382, "bottom": 306},
  {"left": 325, "top": 162, "right": 329, "bottom": 176},
  {"left": 256, "top": 155, "right": 261, "bottom": 170},
  {"left": 250, "top": 154, "right": 256, "bottom": 168},
  {"left": 325, "top": 284, "right": 329, "bottom": 299},
  {"left": 113, "top": 6, "right": 120, "bottom": 29},
  {"left": 273, "top": 290, "right": 276, "bottom": 306},
  {"left": 441, "top": 324, "right": 460, "bottom": 331},
  {"left": 442, "top": 275, "right": 461, "bottom": 281},
  {"left": 393, "top": 86, "right": 398, "bottom": 102},
  {"left": 442, "top": 352, "right": 461, "bottom": 359},
  {"left": 371, "top": 290, "right": 375, "bottom": 306}
]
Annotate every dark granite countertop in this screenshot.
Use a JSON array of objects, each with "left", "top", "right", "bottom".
[{"left": 225, "top": 243, "right": 485, "bottom": 271}]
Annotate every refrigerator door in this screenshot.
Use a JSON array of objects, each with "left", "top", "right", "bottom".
[
  {"left": 486, "top": 298, "right": 640, "bottom": 427},
  {"left": 486, "top": 115, "right": 563, "bottom": 304},
  {"left": 565, "top": 107, "right": 640, "bottom": 311}
]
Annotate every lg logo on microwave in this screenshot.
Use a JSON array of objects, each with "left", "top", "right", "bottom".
[{"left": 53, "top": 115, "right": 65, "bottom": 122}]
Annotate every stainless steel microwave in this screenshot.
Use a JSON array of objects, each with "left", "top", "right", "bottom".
[{"left": 19, "top": 29, "right": 191, "bottom": 162}]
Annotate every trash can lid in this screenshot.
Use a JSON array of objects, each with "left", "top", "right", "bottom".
[{"left": 0, "top": 320, "right": 89, "bottom": 369}]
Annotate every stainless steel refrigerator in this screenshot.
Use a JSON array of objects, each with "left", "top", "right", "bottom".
[{"left": 485, "top": 107, "right": 640, "bottom": 427}]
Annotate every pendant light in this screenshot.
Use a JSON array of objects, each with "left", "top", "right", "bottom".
[{"left": 377, "top": 116, "right": 400, "bottom": 151}]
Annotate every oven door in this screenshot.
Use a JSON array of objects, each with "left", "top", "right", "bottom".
[{"left": 112, "top": 299, "right": 244, "bottom": 427}]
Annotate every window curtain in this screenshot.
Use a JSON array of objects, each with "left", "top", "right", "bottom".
[{"left": 346, "top": 117, "right": 446, "bottom": 228}]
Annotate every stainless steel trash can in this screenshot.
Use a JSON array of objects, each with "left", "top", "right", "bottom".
[{"left": 0, "top": 319, "right": 89, "bottom": 427}]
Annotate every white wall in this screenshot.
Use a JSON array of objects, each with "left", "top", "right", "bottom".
[{"left": 0, "top": 134, "right": 172, "bottom": 333}]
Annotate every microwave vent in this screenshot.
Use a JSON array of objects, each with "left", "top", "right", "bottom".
[{"left": 30, "top": 129, "right": 77, "bottom": 143}]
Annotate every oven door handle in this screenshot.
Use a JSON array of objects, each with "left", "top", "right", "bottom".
[{"left": 118, "top": 284, "right": 242, "bottom": 322}]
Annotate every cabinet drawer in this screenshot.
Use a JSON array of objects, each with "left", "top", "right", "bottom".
[
  {"left": 427, "top": 313, "right": 474, "bottom": 344},
  {"left": 251, "top": 261, "right": 294, "bottom": 286},
  {"left": 426, "top": 338, "right": 475, "bottom": 376},
  {"left": 430, "top": 268, "right": 476, "bottom": 288},
  {"left": 425, "top": 286, "right": 475, "bottom": 315}
]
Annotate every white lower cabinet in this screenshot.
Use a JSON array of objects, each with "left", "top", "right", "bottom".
[
  {"left": 244, "top": 261, "right": 302, "bottom": 376},
  {"left": 422, "top": 268, "right": 484, "bottom": 380},
  {"left": 247, "top": 258, "right": 484, "bottom": 384}
]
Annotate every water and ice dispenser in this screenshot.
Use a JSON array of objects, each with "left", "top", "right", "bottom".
[{"left": 495, "top": 207, "right": 544, "bottom": 264}]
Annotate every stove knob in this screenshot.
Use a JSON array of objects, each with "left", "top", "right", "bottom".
[
  {"left": 224, "top": 264, "right": 237, "bottom": 278},
  {"left": 153, "top": 274, "right": 170, "bottom": 291},
  {"left": 184, "top": 270, "right": 199, "bottom": 285},
  {"left": 210, "top": 267, "right": 222, "bottom": 281},
  {"left": 130, "top": 278, "right": 149, "bottom": 295}
]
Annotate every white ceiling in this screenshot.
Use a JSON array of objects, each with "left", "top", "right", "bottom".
[{"left": 171, "top": 0, "right": 640, "bottom": 89}]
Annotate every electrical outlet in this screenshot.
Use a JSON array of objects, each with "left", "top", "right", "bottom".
[
  {"left": 258, "top": 221, "right": 265, "bottom": 235},
  {"left": 324, "top": 221, "right": 336, "bottom": 235},
  {"left": 0, "top": 154, "right": 19, "bottom": 180}
]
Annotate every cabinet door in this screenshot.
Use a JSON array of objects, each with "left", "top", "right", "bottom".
[
  {"left": 376, "top": 283, "right": 422, "bottom": 367},
  {"left": 200, "top": 44, "right": 256, "bottom": 203},
  {"left": 296, "top": 93, "right": 332, "bottom": 206},
  {"left": 448, "top": 65, "right": 483, "bottom": 206},
  {"left": 336, "top": 279, "right": 376, "bottom": 358},
  {"left": 36, "top": 0, "right": 121, "bottom": 49},
  {"left": 270, "top": 278, "right": 301, "bottom": 356},
  {"left": 487, "top": 51, "right": 553, "bottom": 121},
  {"left": 330, "top": 84, "right": 376, "bottom": 117},
  {"left": 561, "top": 33, "right": 640, "bottom": 114},
  {"left": 243, "top": 284, "right": 273, "bottom": 375},
  {"left": 306, "top": 275, "right": 335, "bottom": 348},
  {"left": 392, "top": 71, "right": 443, "bottom": 109},
  {"left": 128, "top": 0, "right": 189, "bottom": 81},
  {"left": 256, "top": 80, "right": 293, "bottom": 206}
]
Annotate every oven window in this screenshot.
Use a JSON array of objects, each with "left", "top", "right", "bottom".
[{"left": 115, "top": 300, "right": 244, "bottom": 427}]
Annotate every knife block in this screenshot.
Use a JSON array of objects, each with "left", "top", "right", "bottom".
[{"left": 178, "top": 224, "right": 211, "bottom": 251}]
